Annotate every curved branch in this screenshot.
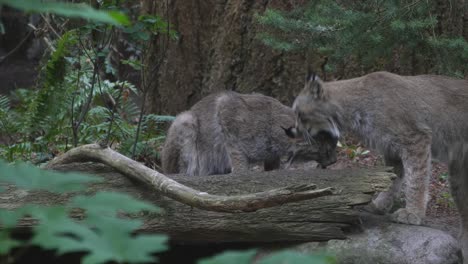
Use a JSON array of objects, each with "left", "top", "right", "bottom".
[{"left": 45, "top": 144, "right": 334, "bottom": 213}]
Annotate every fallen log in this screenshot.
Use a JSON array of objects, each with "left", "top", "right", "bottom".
[
  {"left": 2, "top": 159, "right": 395, "bottom": 243},
  {"left": 44, "top": 144, "right": 334, "bottom": 212}
]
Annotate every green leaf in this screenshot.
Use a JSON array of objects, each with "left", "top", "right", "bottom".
[
  {"left": 258, "top": 250, "right": 336, "bottom": 264},
  {"left": 0, "top": 160, "right": 101, "bottom": 193},
  {"left": 76, "top": 227, "right": 168, "bottom": 264},
  {"left": 198, "top": 249, "right": 257, "bottom": 264},
  {"left": 70, "top": 191, "right": 161, "bottom": 216},
  {"left": 80, "top": 234, "right": 168, "bottom": 264},
  {"left": 0, "top": 0, "right": 129, "bottom": 26},
  {"left": 27, "top": 205, "right": 92, "bottom": 250},
  {"left": 26, "top": 204, "right": 168, "bottom": 264},
  {"left": 0, "top": 230, "right": 21, "bottom": 254}
]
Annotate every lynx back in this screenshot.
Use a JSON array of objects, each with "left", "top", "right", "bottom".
[{"left": 162, "top": 91, "right": 323, "bottom": 176}]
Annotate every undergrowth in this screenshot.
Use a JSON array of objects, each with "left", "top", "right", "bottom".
[{"left": 0, "top": 30, "right": 172, "bottom": 168}]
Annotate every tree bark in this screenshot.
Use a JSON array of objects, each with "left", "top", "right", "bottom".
[
  {"left": 144, "top": 0, "right": 309, "bottom": 115},
  {"left": 3, "top": 154, "right": 395, "bottom": 243}
]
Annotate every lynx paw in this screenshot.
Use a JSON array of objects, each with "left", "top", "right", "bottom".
[
  {"left": 390, "top": 208, "right": 422, "bottom": 225},
  {"left": 371, "top": 192, "right": 394, "bottom": 214}
]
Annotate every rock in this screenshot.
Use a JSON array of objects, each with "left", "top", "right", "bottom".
[{"left": 295, "top": 213, "right": 462, "bottom": 264}]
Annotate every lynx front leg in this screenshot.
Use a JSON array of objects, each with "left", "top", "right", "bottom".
[
  {"left": 449, "top": 143, "right": 468, "bottom": 263},
  {"left": 371, "top": 155, "right": 404, "bottom": 214},
  {"left": 391, "top": 143, "right": 431, "bottom": 225}
]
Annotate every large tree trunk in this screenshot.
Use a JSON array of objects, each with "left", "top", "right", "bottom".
[
  {"left": 4, "top": 162, "right": 394, "bottom": 243},
  {"left": 145, "top": 0, "right": 308, "bottom": 115}
]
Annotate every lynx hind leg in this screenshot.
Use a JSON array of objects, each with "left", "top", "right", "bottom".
[
  {"left": 369, "top": 155, "right": 404, "bottom": 214},
  {"left": 163, "top": 112, "right": 200, "bottom": 176},
  {"left": 162, "top": 112, "right": 191, "bottom": 174},
  {"left": 449, "top": 143, "right": 468, "bottom": 262},
  {"left": 227, "top": 146, "right": 250, "bottom": 173},
  {"left": 391, "top": 142, "right": 432, "bottom": 225}
]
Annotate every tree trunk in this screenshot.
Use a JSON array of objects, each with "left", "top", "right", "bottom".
[
  {"left": 435, "top": 0, "right": 466, "bottom": 37},
  {"left": 144, "top": 0, "right": 309, "bottom": 115},
  {"left": 3, "top": 162, "right": 394, "bottom": 243}
]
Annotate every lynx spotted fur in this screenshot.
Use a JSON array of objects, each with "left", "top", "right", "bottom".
[
  {"left": 290, "top": 71, "right": 468, "bottom": 261},
  {"left": 162, "top": 91, "right": 327, "bottom": 176}
]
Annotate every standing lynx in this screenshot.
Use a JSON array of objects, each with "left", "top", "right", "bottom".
[
  {"left": 290, "top": 71, "right": 468, "bottom": 260},
  {"left": 161, "top": 91, "right": 330, "bottom": 176}
]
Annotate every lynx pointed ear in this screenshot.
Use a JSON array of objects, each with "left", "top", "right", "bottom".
[{"left": 305, "top": 73, "right": 324, "bottom": 99}]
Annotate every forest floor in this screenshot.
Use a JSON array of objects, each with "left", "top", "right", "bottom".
[{"left": 288, "top": 136, "right": 460, "bottom": 237}]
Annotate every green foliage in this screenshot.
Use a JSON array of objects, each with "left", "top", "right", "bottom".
[
  {"left": 0, "top": 36, "right": 173, "bottom": 164},
  {"left": 0, "top": 161, "right": 167, "bottom": 264},
  {"left": 337, "top": 141, "right": 370, "bottom": 160},
  {"left": 0, "top": 160, "right": 100, "bottom": 193},
  {"left": 0, "top": 0, "right": 129, "bottom": 25},
  {"left": 438, "top": 172, "right": 448, "bottom": 182},
  {"left": 0, "top": 1, "right": 179, "bottom": 164},
  {"left": 256, "top": 0, "right": 468, "bottom": 76},
  {"left": 198, "top": 249, "right": 257, "bottom": 264},
  {"left": 123, "top": 14, "right": 178, "bottom": 43},
  {"left": 27, "top": 31, "right": 76, "bottom": 132}
]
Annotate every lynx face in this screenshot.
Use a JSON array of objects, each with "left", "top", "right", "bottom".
[{"left": 287, "top": 74, "right": 340, "bottom": 168}]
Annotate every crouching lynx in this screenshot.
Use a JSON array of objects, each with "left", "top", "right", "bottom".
[
  {"left": 161, "top": 91, "right": 330, "bottom": 176},
  {"left": 289, "top": 71, "right": 468, "bottom": 260}
]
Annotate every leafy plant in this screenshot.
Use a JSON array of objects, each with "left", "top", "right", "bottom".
[
  {"left": 435, "top": 191, "right": 455, "bottom": 210},
  {"left": 337, "top": 141, "right": 370, "bottom": 160},
  {"left": 0, "top": 160, "right": 168, "bottom": 263},
  {"left": 0, "top": 28, "right": 174, "bottom": 165},
  {"left": 438, "top": 172, "right": 448, "bottom": 182},
  {"left": 0, "top": 0, "right": 129, "bottom": 26}
]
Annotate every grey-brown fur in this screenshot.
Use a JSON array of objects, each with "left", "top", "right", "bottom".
[
  {"left": 291, "top": 71, "right": 468, "bottom": 260},
  {"left": 162, "top": 91, "right": 319, "bottom": 176},
  {"left": 449, "top": 143, "right": 468, "bottom": 262}
]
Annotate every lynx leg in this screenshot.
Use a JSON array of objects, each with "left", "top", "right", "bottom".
[
  {"left": 227, "top": 146, "right": 250, "bottom": 173},
  {"left": 391, "top": 142, "right": 431, "bottom": 225},
  {"left": 371, "top": 155, "right": 404, "bottom": 214},
  {"left": 264, "top": 156, "right": 281, "bottom": 171},
  {"left": 449, "top": 143, "right": 468, "bottom": 263}
]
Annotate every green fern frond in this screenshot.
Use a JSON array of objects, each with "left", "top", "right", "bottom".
[{"left": 28, "top": 31, "right": 78, "bottom": 131}]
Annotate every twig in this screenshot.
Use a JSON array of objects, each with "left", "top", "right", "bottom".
[
  {"left": 0, "top": 30, "right": 33, "bottom": 66},
  {"left": 45, "top": 144, "right": 335, "bottom": 213},
  {"left": 40, "top": 14, "right": 61, "bottom": 39}
]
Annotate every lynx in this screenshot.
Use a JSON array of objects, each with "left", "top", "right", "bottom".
[
  {"left": 288, "top": 71, "right": 468, "bottom": 260},
  {"left": 161, "top": 91, "right": 330, "bottom": 176}
]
